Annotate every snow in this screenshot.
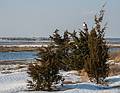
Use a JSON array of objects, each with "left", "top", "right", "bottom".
[
  {"left": 108, "top": 44, "right": 120, "bottom": 47},
  {"left": 0, "top": 71, "right": 27, "bottom": 93},
  {"left": 60, "top": 70, "right": 81, "bottom": 83},
  {"left": 0, "top": 66, "right": 120, "bottom": 93},
  {"left": 105, "top": 75, "right": 120, "bottom": 87},
  {"left": 1, "top": 44, "right": 48, "bottom": 48}
]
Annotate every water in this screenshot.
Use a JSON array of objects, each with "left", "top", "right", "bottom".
[
  {"left": 106, "top": 38, "right": 120, "bottom": 44},
  {"left": 0, "top": 38, "right": 120, "bottom": 61},
  {"left": 0, "top": 38, "right": 47, "bottom": 61},
  {"left": 0, "top": 51, "right": 37, "bottom": 61},
  {"left": 109, "top": 47, "right": 120, "bottom": 53},
  {"left": 0, "top": 48, "right": 119, "bottom": 61},
  {"left": 106, "top": 38, "right": 120, "bottom": 52}
]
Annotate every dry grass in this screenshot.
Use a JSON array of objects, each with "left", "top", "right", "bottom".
[
  {"left": 108, "top": 51, "right": 120, "bottom": 76},
  {"left": 80, "top": 69, "right": 89, "bottom": 82},
  {"left": 0, "top": 46, "right": 38, "bottom": 52},
  {"left": 114, "top": 56, "right": 120, "bottom": 62},
  {"left": 110, "top": 51, "right": 120, "bottom": 62},
  {"left": 109, "top": 62, "right": 120, "bottom": 76},
  {"left": 63, "top": 81, "right": 76, "bottom": 84}
]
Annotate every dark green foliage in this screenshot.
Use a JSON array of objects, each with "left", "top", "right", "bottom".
[
  {"left": 27, "top": 7, "right": 109, "bottom": 90},
  {"left": 67, "top": 30, "right": 89, "bottom": 70},
  {"left": 50, "top": 30, "right": 72, "bottom": 70},
  {"left": 27, "top": 46, "right": 62, "bottom": 91},
  {"left": 50, "top": 30, "right": 86, "bottom": 70},
  {"left": 85, "top": 8, "right": 109, "bottom": 84}
]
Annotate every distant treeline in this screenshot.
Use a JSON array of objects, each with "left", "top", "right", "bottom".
[
  {"left": 0, "top": 37, "right": 50, "bottom": 41},
  {"left": 106, "top": 38, "right": 120, "bottom": 44},
  {"left": 0, "top": 37, "right": 120, "bottom": 44}
]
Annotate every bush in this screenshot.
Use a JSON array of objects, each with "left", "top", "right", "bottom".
[
  {"left": 27, "top": 7, "right": 109, "bottom": 89},
  {"left": 27, "top": 46, "right": 63, "bottom": 91},
  {"left": 85, "top": 8, "right": 109, "bottom": 84}
]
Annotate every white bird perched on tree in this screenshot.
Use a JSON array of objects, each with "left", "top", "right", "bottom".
[{"left": 83, "top": 22, "right": 88, "bottom": 31}]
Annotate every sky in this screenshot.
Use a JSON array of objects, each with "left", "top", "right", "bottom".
[{"left": 0, "top": 0, "right": 119, "bottom": 38}]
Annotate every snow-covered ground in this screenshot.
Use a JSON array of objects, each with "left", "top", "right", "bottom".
[
  {"left": 1, "top": 44, "right": 48, "bottom": 48},
  {"left": 0, "top": 66, "right": 120, "bottom": 93}
]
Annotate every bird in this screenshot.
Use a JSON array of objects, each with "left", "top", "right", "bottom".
[
  {"left": 53, "top": 29, "right": 59, "bottom": 36},
  {"left": 83, "top": 22, "right": 88, "bottom": 31}
]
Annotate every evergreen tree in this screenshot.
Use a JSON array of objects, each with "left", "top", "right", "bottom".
[
  {"left": 50, "top": 30, "right": 72, "bottom": 70},
  {"left": 85, "top": 8, "right": 109, "bottom": 84},
  {"left": 67, "top": 23, "right": 89, "bottom": 70},
  {"left": 27, "top": 46, "right": 63, "bottom": 91},
  {"left": 27, "top": 7, "right": 109, "bottom": 90},
  {"left": 67, "top": 31, "right": 85, "bottom": 70},
  {"left": 50, "top": 29, "right": 86, "bottom": 70}
]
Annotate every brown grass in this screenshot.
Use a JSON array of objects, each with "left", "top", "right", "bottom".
[
  {"left": 109, "top": 51, "right": 120, "bottom": 62},
  {"left": 0, "top": 46, "right": 38, "bottom": 52},
  {"left": 80, "top": 69, "right": 89, "bottom": 82},
  {"left": 109, "top": 62, "right": 120, "bottom": 76},
  {"left": 63, "top": 81, "right": 76, "bottom": 84}
]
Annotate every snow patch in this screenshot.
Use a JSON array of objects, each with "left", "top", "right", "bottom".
[{"left": 0, "top": 68, "right": 120, "bottom": 93}]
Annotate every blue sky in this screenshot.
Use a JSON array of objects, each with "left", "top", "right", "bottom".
[{"left": 0, "top": 0, "right": 119, "bottom": 38}]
